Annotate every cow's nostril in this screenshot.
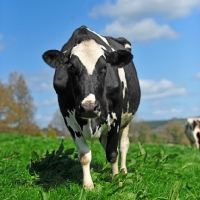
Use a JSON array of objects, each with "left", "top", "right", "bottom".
[
  {"left": 79, "top": 102, "right": 100, "bottom": 117},
  {"left": 94, "top": 104, "right": 100, "bottom": 112},
  {"left": 80, "top": 103, "right": 99, "bottom": 112}
]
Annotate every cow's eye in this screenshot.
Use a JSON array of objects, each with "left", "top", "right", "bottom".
[
  {"left": 68, "top": 63, "right": 76, "bottom": 73},
  {"left": 101, "top": 64, "right": 107, "bottom": 73}
]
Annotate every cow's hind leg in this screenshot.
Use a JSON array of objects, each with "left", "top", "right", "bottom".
[
  {"left": 119, "top": 123, "right": 130, "bottom": 173},
  {"left": 75, "top": 136, "right": 94, "bottom": 189}
]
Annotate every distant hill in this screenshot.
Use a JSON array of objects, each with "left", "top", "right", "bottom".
[{"left": 144, "top": 118, "right": 187, "bottom": 130}]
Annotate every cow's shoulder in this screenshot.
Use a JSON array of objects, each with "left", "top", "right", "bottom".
[{"left": 105, "top": 67, "right": 121, "bottom": 104}]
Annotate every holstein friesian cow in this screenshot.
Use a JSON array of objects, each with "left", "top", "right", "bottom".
[
  {"left": 42, "top": 26, "right": 140, "bottom": 189},
  {"left": 185, "top": 118, "right": 200, "bottom": 149}
]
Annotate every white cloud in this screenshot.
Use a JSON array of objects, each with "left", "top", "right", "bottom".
[
  {"left": 195, "top": 72, "right": 200, "bottom": 79},
  {"left": 90, "top": 0, "right": 200, "bottom": 42},
  {"left": 102, "top": 19, "right": 178, "bottom": 42},
  {"left": 140, "top": 79, "right": 187, "bottom": 99},
  {"left": 192, "top": 107, "right": 200, "bottom": 112},
  {"left": 90, "top": 0, "right": 200, "bottom": 19},
  {"left": 25, "top": 69, "right": 55, "bottom": 92},
  {"left": 152, "top": 108, "right": 183, "bottom": 115},
  {"left": 36, "top": 113, "right": 55, "bottom": 128},
  {"left": 36, "top": 97, "right": 57, "bottom": 107}
]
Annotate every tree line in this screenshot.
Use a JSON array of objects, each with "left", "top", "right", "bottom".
[
  {"left": 0, "top": 72, "right": 190, "bottom": 146},
  {"left": 130, "top": 121, "right": 189, "bottom": 145},
  {"left": 0, "top": 72, "right": 38, "bottom": 135}
]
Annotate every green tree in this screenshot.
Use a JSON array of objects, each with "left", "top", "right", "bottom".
[
  {"left": 137, "top": 122, "right": 151, "bottom": 143},
  {"left": 163, "top": 123, "right": 184, "bottom": 144},
  {"left": 0, "top": 81, "right": 15, "bottom": 132},
  {"left": 130, "top": 121, "right": 152, "bottom": 143},
  {"left": 47, "top": 128, "right": 57, "bottom": 138}
]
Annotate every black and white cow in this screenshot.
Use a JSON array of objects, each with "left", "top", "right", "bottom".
[
  {"left": 42, "top": 26, "right": 140, "bottom": 189},
  {"left": 185, "top": 118, "right": 200, "bottom": 149}
]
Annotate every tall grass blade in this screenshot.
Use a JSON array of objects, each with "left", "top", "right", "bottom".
[
  {"left": 79, "top": 188, "right": 86, "bottom": 200},
  {"left": 137, "top": 142, "right": 146, "bottom": 156},
  {"left": 39, "top": 190, "right": 49, "bottom": 200},
  {"left": 181, "top": 163, "right": 193, "bottom": 170},
  {"left": 169, "top": 180, "right": 181, "bottom": 200}
]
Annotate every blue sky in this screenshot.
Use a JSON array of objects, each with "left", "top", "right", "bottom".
[{"left": 0, "top": 0, "right": 200, "bottom": 128}]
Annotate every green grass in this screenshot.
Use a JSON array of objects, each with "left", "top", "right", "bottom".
[{"left": 0, "top": 133, "right": 200, "bottom": 200}]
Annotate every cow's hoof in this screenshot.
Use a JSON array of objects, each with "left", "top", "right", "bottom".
[
  {"left": 120, "top": 167, "right": 127, "bottom": 174},
  {"left": 84, "top": 182, "right": 94, "bottom": 190},
  {"left": 107, "top": 151, "right": 118, "bottom": 163}
]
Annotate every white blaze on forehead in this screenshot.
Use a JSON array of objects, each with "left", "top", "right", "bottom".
[
  {"left": 118, "top": 68, "right": 127, "bottom": 98},
  {"left": 71, "top": 40, "right": 105, "bottom": 75},
  {"left": 82, "top": 94, "right": 96, "bottom": 104}
]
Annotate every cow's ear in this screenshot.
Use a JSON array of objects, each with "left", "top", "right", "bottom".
[
  {"left": 42, "top": 50, "right": 67, "bottom": 68},
  {"left": 53, "top": 63, "right": 69, "bottom": 94},
  {"left": 105, "top": 50, "right": 133, "bottom": 68}
]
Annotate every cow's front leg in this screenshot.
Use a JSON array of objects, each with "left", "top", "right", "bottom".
[
  {"left": 106, "top": 125, "right": 120, "bottom": 176},
  {"left": 75, "top": 136, "right": 94, "bottom": 189},
  {"left": 100, "top": 135, "right": 119, "bottom": 176}
]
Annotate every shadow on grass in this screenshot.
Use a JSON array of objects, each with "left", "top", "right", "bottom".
[{"left": 26, "top": 140, "right": 102, "bottom": 191}]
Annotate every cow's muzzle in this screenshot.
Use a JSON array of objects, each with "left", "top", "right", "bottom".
[{"left": 78, "top": 102, "right": 100, "bottom": 119}]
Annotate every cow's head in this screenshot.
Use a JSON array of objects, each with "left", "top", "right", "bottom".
[{"left": 42, "top": 37, "right": 133, "bottom": 119}]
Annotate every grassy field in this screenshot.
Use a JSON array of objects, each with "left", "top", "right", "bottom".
[{"left": 0, "top": 133, "right": 200, "bottom": 200}]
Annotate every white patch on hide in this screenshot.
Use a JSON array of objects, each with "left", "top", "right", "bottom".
[
  {"left": 65, "top": 110, "right": 117, "bottom": 142},
  {"left": 125, "top": 43, "right": 131, "bottom": 49},
  {"left": 71, "top": 40, "right": 105, "bottom": 75},
  {"left": 82, "top": 113, "right": 117, "bottom": 141},
  {"left": 100, "top": 45, "right": 106, "bottom": 51},
  {"left": 117, "top": 125, "right": 119, "bottom": 133},
  {"left": 82, "top": 94, "right": 96, "bottom": 104},
  {"left": 82, "top": 120, "right": 110, "bottom": 142},
  {"left": 94, "top": 124, "right": 110, "bottom": 138},
  {"left": 121, "top": 112, "right": 133, "bottom": 128},
  {"left": 118, "top": 68, "right": 127, "bottom": 98},
  {"left": 127, "top": 101, "right": 130, "bottom": 113},
  {"left": 111, "top": 112, "right": 117, "bottom": 120},
  {"left": 65, "top": 109, "right": 82, "bottom": 133}
]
